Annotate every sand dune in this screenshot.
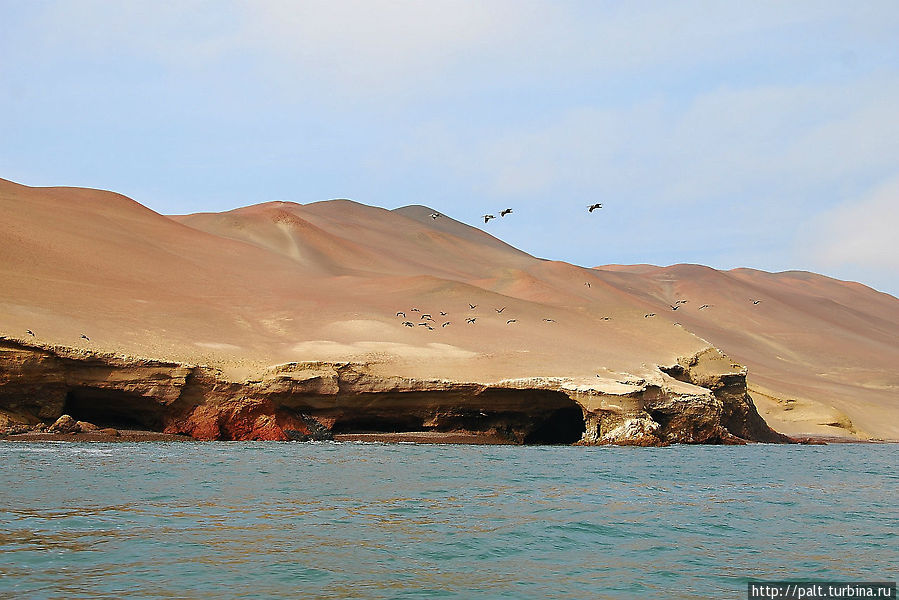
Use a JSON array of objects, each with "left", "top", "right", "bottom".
[{"left": 1, "top": 178, "right": 896, "bottom": 439}]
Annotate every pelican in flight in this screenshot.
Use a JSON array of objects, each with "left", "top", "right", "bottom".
[
  {"left": 600, "top": 316, "right": 611, "bottom": 321},
  {"left": 469, "top": 304, "right": 477, "bottom": 309},
  {"left": 699, "top": 304, "right": 710, "bottom": 310},
  {"left": 430, "top": 213, "right": 440, "bottom": 219},
  {"left": 542, "top": 318, "right": 555, "bottom": 322},
  {"left": 495, "top": 307, "right": 506, "bottom": 313},
  {"left": 506, "top": 319, "right": 517, "bottom": 324},
  {"left": 421, "top": 314, "right": 433, "bottom": 321},
  {"left": 403, "top": 321, "right": 414, "bottom": 327},
  {"left": 396, "top": 311, "right": 406, "bottom": 318},
  {"left": 483, "top": 214, "right": 495, "bottom": 223},
  {"left": 670, "top": 305, "right": 679, "bottom": 311},
  {"left": 466, "top": 318, "right": 477, "bottom": 324},
  {"left": 417, "top": 322, "right": 429, "bottom": 327},
  {"left": 81, "top": 334, "right": 90, "bottom": 340},
  {"left": 588, "top": 203, "right": 603, "bottom": 212},
  {"left": 26, "top": 329, "right": 35, "bottom": 336},
  {"left": 750, "top": 299, "right": 762, "bottom": 305},
  {"left": 440, "top": 311, "right": 447, "bottom": 316},
  {"left": 442, "top": 322, "right": 451, "bottom": 327},
  {"left": 500, "top": 208, "right": 513, "bottom": 217},
  {"left": 411, "top": 308, "right": 420, "bottom": 312},
  {"left": 644, "top": 313, "right": 655, "bottom": 318}
]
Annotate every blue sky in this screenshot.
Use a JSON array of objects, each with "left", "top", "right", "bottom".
[{"left": 1, "top": 1, "right": 898, "bottom": 295}]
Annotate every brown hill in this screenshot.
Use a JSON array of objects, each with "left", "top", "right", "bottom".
[{"left": 1, "top": 178, "right": 896, "bottom": 440}]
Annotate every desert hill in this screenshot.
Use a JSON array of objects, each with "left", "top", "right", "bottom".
[{"left": 1, "top": 178, "right": 897, "bottom": 441}]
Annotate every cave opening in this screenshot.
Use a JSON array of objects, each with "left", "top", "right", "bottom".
[
  {"left": 523, "top": 405, "right": 586, "bottom": 445},
  {"left": 63, "top": 388, "right": 165, "bottom": 431},
  {"left": 330, "top": 413, "right": 426, "bottom": 434}
]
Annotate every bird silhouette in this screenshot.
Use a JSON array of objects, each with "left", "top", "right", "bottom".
[
  {"left": 396, "top": 312, "right": 406, "bottom": 318},
  {"left": 750, "top": 299, "right": 762, "bottom": 305},
  {"left": 495, "top": 307, "right": 506, "bottom": 313},
  {"left": 500, "top": 208, "right": 513, "bottom": 217},
  {"left": 426, "top": 325, "right": 434, "bottom": 330},
  {"left": 403, "top": 321, "right": 414, "bottom": 327},
  {"left": 81, "top": 334, "right": 90, "bottom": 340},
  {"left": 542, "top": 318, "right": 555, "bottom": 322},
  {"left": 506, "top": 319, "right": 517, "bottom": 324},
  {"left": 469, "top": 304, "right": 477, "bottom": 309},
  {"left": 675, "top": 300, "right": 688, "bottom": 304},
  {"left": 600, "top": 316, "right": 611, "bottom": 321},
  {"left": 699, "top": 304, "right": 710, "bottom": 310},
  {"left": 442, "top": 322, "right": 451, "bottom": 327},
  {"left": 421, "top": 314, "right": 433, "bottom": 320},
  {"left": 588, "top": 203, "right": 603, "bottom": 212},
  {"left": 585, "top": 282, "right": 591, "bottom": 288},
  {"left": 644, "top": 313, "right": 655, "bottom": 318},
  {"left": 411, "top": 308, "right": 420, "bottom": 312},
  {"left": 670, "top": 305, "right": 679, "bottom": 311},
  {"left": 26, "top": 329, "right": 35, "bottom": 336},
  {"left": 440, "top": 311, "right": 447, "bottom": 316},
  {"left": 417, "top": 323, "right": 429, "bottom": 327},
  {"left": 430, "top": 213, "right": 440, "bottom": 219},
  {"left": 466, "top": 318, "right": 477, "bottom": 324},
  {"left": 483, "top": 214, "right": 495, "bottom": 223}
]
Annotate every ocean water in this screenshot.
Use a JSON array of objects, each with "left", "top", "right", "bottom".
[{"left": 0, "top": 443, "right": 895, "bottom": 599}]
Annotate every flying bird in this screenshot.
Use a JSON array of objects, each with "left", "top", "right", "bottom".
[
  {"left": 26, "top": 329, "right": 34, "bottom": 336},
  {"left": 421, "top": 314, "right": 433, "bottom": 320},
  {"left": 585, "top": 282, "right": 591, "bottom": 288},
  {"left": 588, "top": 203, "right": 603, "bottom": 212},
  {"left": 699, "top": 304, "right": 710, "bottom": 310},
  {"left": 542, "top": 318, "right": 555, "bottom": 322},
  {"left": 483, "top": 214, "right": 495, "bottom": 223},
  {"left": 644, "top": 313, "right": 655, "bottom": 318},
  {"left": 440, "top": 311, "right": 447, "bottom": 316},
  {"left": 600, "top": 316, "right": 611, "bottom": 321},
  {"left": 442, "top": 322, "right": 451, "bottom": 327},
  {"left": 430, "top": 213, "right": 440, "bottom": 219},
  {"left": 750, "top": 299, "right": 762, "bottom": 305},
  {"left": 500, "top": 208, "right": 513, "bottom": 217},
  {"left": 495, "top": 307, "right": 506, "bottom": 313},
  {"left": 426, "top": 325, "right": 434, "bottom": 330},
  {"left": 81, "top": 334, "right": 90, "bottom": 340},
  {"left": 411, "top": 308, "right": 420, "bottom": 312},
  {"left": 418, "top": 323, "right": 429, "bottom": 327},
  {"left": 469, "top": 304, "right": 477, "bottom": 309},
  {"left": 396, "top": 312, "right": 406, "bottom": 318},
  {"left": 403, "top": 321, "right": 414, "bottom": 327},
  {"left": 466, "top": 318, "right": 477, "bottom": 324},
  {"left": 675, "top": 300, "right": 688, "bottom": 304},
  {"left": 670, "top": 305, "right": 679, "bottom": 311},
  {"left": 506, "top": 319, "right": 517, "bottom": 324}
]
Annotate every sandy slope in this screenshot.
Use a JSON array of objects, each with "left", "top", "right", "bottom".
[{"left": 1, "top": 178, "right": 896, "bottom": 439}]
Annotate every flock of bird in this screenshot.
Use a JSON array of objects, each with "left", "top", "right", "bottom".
[
  {"left": 428, "top": 204, "right": 603, "bottom": 225},
  {"left": 395, "top": 304, "right": 543, "bottom": 331}
]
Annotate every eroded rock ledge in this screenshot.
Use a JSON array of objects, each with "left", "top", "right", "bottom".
[{"left": 0, "top": 339, "right": 791, "bottom": 445}]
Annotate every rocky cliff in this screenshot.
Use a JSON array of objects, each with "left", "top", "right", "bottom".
[{"left": 0, "top": 338, "right": 790, "bottom": 445}]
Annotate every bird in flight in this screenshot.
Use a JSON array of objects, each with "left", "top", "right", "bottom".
[
  {"left": 506, "top": 319, "right": 517, "bottom": 324},
  {"left": 411, "top": 308, "right": 420, "bottom": 312},
  {"left": 600, "top": 316, "right": 611, "bottom": 321},
  {"left": 669, "top": 305, "right": 679, "bottom": 311},
  {"left": 26, "top": 329, "right": 34, "bottom": 336},
  {"left": 469, "top": 304, "right": 477, "bottom": 309},
  {"left": 644, "top": 313, "right": 655, "bottom": 318},
  {"left": 588, "top": 203, "right": 603, "bottom": 212},
  {"left": 500, "top": 208, "right": 513, "bottom": 217},
  {"left": 542, "top": 318, "right": 555, "bottom": 322},
  {"left": 466, "top": 318, "right": 477, "bottom": 324},
  {"left": 430, "top": 213, "right": 440, "bottom": 220},
  {"left": 421, "top": 314, "right": 433, "bottom": 321},
  {"left": 417, "top": 322, "right": 429, "bottom": 327},
  {"left": 483, "top": 214, "right": 495, "bottom": 223},
  {"left": 442, "top": 322, "right": 451, "bottom": 327},
  {"left": 675, "top": 299, "right": 688, "bottom": 304},
  {"left": 699, "top": 304, "right": 710, "bottom": 310},
  {"left": 495, "top": 307, "right": 506, "bottom": 313},
  {"left": 402, "top": 321, "right": 414, "bottom": 327},
  {"left": 440, "top": 311, "right": 447, "bottom": 316},
  {"left": 396, "top": 312, "right": 406, "bottom": 318},
  {"left": 81, "top": 334, "right": 90, "bottom": 340},
  {"left": 750, "top": 299, "right": 762, "bottom": 305}
]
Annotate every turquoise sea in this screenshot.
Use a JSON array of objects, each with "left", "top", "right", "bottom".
[{"left": 0, "top": 442, "right": 896, "bottom": 599}]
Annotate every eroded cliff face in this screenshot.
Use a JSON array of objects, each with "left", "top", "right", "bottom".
[{"left": 0, "top": 339, "right": 790, "bottom": 445}]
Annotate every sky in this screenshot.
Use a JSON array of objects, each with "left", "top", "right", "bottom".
[{"left": 1, "top": 1, "right": 897, "bottom": 296}]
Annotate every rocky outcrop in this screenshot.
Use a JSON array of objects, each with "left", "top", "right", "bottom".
[{"left": 0, "top": 338, "right": 790, "bottom": 445}]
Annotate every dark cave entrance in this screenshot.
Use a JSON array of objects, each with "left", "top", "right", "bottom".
[
  {"left": 330, "top": 413, "right": 426, "bottom": 434},
  {"left": 63, "top": 388, "right": 166, "bottom": 431},
  {"left": 523, "top": 405, "right": 586, "bottom": 445}
]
